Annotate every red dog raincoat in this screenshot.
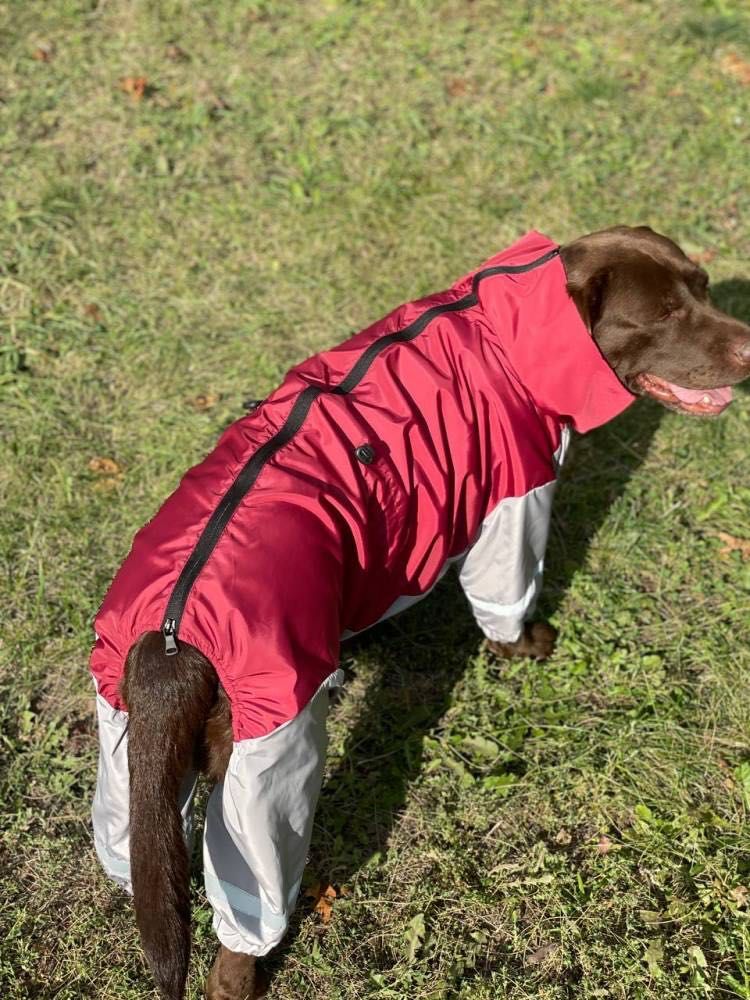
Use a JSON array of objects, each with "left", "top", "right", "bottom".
[{"left": 91, "top": 231, "right": 634, "bottom": 956}]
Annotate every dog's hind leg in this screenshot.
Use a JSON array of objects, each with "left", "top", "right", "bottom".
[
  {"left": 484, "top": 620, "right": 558, "bottom": 661},
  {"left": 205, "top": 945, "right": 256, "bottom": 1000},
  {"left": 201, "top": 689, "right": 258, "bottom": 999}
]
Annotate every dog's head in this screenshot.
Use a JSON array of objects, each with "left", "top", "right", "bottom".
[{"left": 560, "top": 225, "right": 750, "bottom": 416}]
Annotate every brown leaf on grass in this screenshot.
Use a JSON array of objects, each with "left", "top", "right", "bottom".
[
  {"left": 720, "top": 52, "right": 750, "bottom": 86},
  {"left": 83, "top": 303, "right": 104, "bottom": 323},
  {"left": 305, "top": 882, "right": 337, "bottom": 924},
  {"left": 119, "top": 76, "right": 148, "bottom": 102},
  {"left": 305, "top": 882, "right": 338, "bottom": 924},
  {"left": 187, "top": 392, "right": 219, "bottom": 411},
  {"left": 446, "top": 77, "right": 468, "bottom": 97},
  {"left": 89, "top": 457, "right": 122, "bottom": 476},
  {"left": 314, "top": 896, "right": 333, "bottom": 923},
  {"left": 32, "top": 42, "right": 54, "bottom": 62},
  {"left": 714, "top": 531, "right": 750, "bottom": 560},
  {"left": 597, "top": 835, "right": 613, "bottom": 855}
]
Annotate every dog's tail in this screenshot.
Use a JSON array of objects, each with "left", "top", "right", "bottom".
[{"left": 123, "top": 631, "right": 217, "bottom": 1000}]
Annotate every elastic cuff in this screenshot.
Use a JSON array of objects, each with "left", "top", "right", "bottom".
[
  {"left": 212, "top": 913, "right": 287, "bottom": 958},
  {"left": 93, "top": 836, "right": 132, "bottom": 895}
]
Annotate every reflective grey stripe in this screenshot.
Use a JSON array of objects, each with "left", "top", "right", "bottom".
[{"left": 203, "top": 872, "right": 292, "bottom": 930}]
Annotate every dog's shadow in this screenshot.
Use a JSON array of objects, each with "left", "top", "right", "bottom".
[{"left": 259, "top": 277, "right": 750, "bottom": 983}]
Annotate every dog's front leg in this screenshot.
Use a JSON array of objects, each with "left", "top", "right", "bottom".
[
  {"left": 485, "top": 621, "right": 557, "bottom": 661},
  {"left": 205, "top": 945, "right": 256, "bottom": 1000}
]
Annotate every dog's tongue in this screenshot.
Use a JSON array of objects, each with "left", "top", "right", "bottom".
[{"left": 665, "top": 382, "right": 734, "bottom": 406}]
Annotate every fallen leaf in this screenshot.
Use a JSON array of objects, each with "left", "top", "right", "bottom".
[
  {"left": 597, "top": 835, "right": 613, "bottom": 854},
  {"left": 187, "top": 392, "right": 219, "bottom": 411},
  {"left": 720, "top": 52, "right": 750, "bottom": 86},
  {"left": 305, "top": 881, "right": 337, "bottom": 924},
  {"left": 32, "top": 42, "right": 54, "bottom": 62},
  {"left": 526, "top": 942, "right": 558, "bottom": 966},
  {"left": 119, "top": 76, "right": 148, "bottom": 102},
  {"left": 89, "top": 457, "right": 122, "bottom": 476},
  {"left": 714, "top": 531, "right": 750, "bottom": 560},
  {"left": 314, "top": 896, "right": 333, "bottom": 923},
  {"left": 554, "top": 828, "right": 572, "bottom": 845},
  {"left": 446, "top": 77, "right": 468, "bottom": 97},
  {"left": 83, "top": 303, "right": 104, "bottom": 323}
]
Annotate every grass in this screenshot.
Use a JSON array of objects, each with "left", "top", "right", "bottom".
[{"left": 1, "top": 0, "right": 750, "bottom": 997}]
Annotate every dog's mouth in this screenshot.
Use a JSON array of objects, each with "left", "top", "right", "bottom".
[{"left": 635, "top": 373, "right": 733, "bottom": 416}]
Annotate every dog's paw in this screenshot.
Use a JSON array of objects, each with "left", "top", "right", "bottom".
[
  {"left": 205, "top": 945, "right": 257, "bottom": 1000},
  {"left": 526, "top": 621, "right": 558, "bottom": 659},
  {"left": 485, "top": 621, "right": 558, "bottom": 662}
]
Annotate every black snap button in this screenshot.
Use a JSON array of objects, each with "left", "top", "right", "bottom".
[
  {"left": 355, "top": 443, "right": 375, "bottom": 464},
  {"left": 243, "top": 398, "right": 263, "bottom": 412}
]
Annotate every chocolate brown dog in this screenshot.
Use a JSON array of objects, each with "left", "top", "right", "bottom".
[{"left": 93, "top": 226, "right": 750, "bottom": 1000}]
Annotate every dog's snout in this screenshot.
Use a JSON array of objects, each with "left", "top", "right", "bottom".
[{"left": 736, "top": 340, "right": 750, "bottom": 365}]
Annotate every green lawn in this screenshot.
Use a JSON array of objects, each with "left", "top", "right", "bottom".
[{"left": 2, "top": 1, "right": 750, "bottom": 997}]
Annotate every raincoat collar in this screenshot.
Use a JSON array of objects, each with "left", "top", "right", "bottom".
[{"left": 483, "top": 230, "right": 636, "bottom": 434}]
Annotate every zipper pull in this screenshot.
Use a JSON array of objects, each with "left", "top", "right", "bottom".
[{"left": 163, "top": 619, "right": 179, "bottom": 656}]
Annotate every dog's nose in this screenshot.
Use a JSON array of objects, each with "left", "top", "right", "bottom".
[{"left": 737, "top": 340, "right": 750, "bottom": 365}]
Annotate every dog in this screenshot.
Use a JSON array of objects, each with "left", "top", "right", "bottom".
[{"left": 89, "top": 226, "right": 750, "bottom": 1000}]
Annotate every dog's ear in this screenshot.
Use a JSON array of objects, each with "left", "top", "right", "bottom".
[{"left": 565, "top": 265, "right": 610, "bottom": 332}]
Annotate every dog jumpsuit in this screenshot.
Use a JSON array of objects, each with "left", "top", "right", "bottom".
[{"left": 90, "top": 231, "right": 634, "bottom": 956}]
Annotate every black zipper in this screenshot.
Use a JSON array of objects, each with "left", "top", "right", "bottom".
[{"left": 161, "top": 246, "right": 560, "bottom": 654}]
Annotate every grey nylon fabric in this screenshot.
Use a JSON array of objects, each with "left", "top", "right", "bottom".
[
  {"left": 458, "top": 426, "right": 569, "bottom": 642},
  {"left": 91, "top": 672, "right": 342, "bottom": 955},
  {"left": 458, "top": 479, "right": 557, "bottom": 642},
  {"left": 205, "top": 669, "right": 343, "bottom": 955}
]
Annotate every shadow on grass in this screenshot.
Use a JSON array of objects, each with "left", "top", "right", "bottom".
[{"left": 266, "top": 278, "right": 750, "bottom": 983}]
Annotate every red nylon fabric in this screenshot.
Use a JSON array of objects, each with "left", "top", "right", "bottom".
[{"left": 91, "top": 231, "right": 634, "bottom": 740}]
